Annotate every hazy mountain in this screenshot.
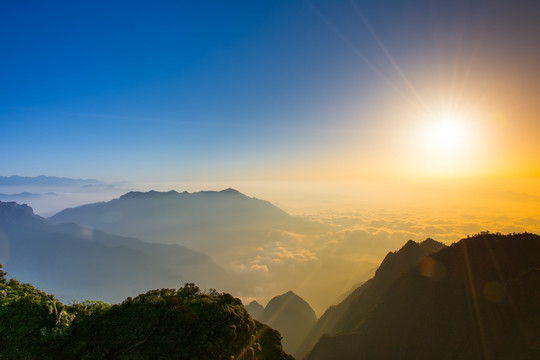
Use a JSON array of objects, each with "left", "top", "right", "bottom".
[
  {"left": 0, "top": 175, "right": 129, "bottom": 216},
  {"left": 0, "top": 200, "right": 230, "bottom": 303},
  {"left": 298, "top": 238, "right": 447, "bottom": 358},
  {"left": 49, "top": 189, "right": 315, "bottom": 259},
  {"left": 246, "top": 300, "right": 265, "bottom": 321},
  {"left": 306, "top": 233, "right": 540, "bottom": 359},
  {"left": 0, "top": 175, "right": 101, "bottom": 187},
  {"left": 0, "top": 192, "right": 42, "bottom": 199},
  {"left": 259, "top": 291, "right": 317, "bottom": 357}
]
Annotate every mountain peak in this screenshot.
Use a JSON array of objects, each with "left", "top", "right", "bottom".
[
  {"left": 266, "top": 290, "right": 305, "bottom": 305},
  {"left": 119, "top": 190, "right": 181, "bottom": 200},
  {"left": 375, "top": 239, "right": 432, "bottom": 279},
  {"left": 195, "top": 188, "right": 245, "bottom": 197},
  {"left": 221, "top": 188, "right": 241, "bottom": 195},
  {"left": 420, "top": 238, "right": 447, "bottom": 252},
  {"left": 117, "top": 189, "right": 244, "bottom": 201},
  {"left": 0, "top": 201, "right": 44, "bottom": 226},
  {"left": 262, "top": 291, "right": 317, "bottom": 356},
  {"left": 402, "top": 239, "right": 419, "bottom": 249},
  {"left": 0, "top": 201, "right": 35, "bottom": 217},
  {"left": 245, "top": 300, "right": 265, "bottom": 321},
  {"left": 247, "top": 299, "right": 263, "bottom": 307}
]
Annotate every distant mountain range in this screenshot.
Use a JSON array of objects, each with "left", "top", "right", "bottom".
[
  {"left": 0, "top": 175, "right": 128, "bottom": 217},
  {"left": 3, "top": 189, "right": 329, "bottom": 310},
  {"left": 0, "top": 192, "right": 58, "bottom": 200},
  {"left": 304, "top": 233, "right": 540, "bottom": 359},
  {"left": 49, "top": 189, "right": 316, "bottom": 259},
  {"left": 0, "top": 200, "right": 231, "bottom": 304},
  {"left": 0, "top": 175, "right": 101, "bottom": 187}
]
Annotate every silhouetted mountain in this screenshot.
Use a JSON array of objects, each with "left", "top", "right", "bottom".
[
  {"left": 0, "top": 201, "right": 230, "bottom": 303},
  {"left": 246, "top": 300, "right": 265, "bottom": 321},
  {"left": 0, "top": 175, "right": 100, "bottom": 187},
  {"left": 49, "top": 189, "right": 313, "bottom": 258},
  {"left": 332, "top": 280, "right": 366, "bottom": 305},
  {"left": 260, "top": 291, "right": 317, "bottom": 357},
  {"left": 306, "top": 233, "right": 540, "bottom": 359},
  {"left": 298, "top": 239, "right": 447, "bottom": 358},
  {"left": 420, "top": 237, "right": 447, "bottom": 252}
]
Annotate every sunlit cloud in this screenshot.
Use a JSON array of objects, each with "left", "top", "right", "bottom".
[{"left": 249, "top": 264, "right": 269, "bottom": 273}]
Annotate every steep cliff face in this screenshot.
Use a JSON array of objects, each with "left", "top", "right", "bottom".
[
  {"left": 298, "top": 239, "right": 445, "bottom": 358},
  {"left": 307, "top": 233, "right": 540, "bottom": 360}
]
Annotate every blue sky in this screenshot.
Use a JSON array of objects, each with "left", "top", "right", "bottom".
[{"left": 2, "top": 0, "right": 539, "bottom": 182}]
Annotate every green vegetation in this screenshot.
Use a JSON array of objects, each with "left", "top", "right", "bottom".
[
  {"left": 0, "top": 265, "right": 73, "bottom": 359},
  {"left": 0, "top": 265, "right": 293, "bottom": 360}
]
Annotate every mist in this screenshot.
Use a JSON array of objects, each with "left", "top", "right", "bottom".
[{"left": 4, "top": 176, "right": 533, "bottom": 314}]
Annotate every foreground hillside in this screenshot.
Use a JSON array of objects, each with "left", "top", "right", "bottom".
[
  {"left": 0, "top": 267, "right": 293, "bottom": 360},
  {"left": 306, "top": 233, "right": 540, "bottom": 359}
]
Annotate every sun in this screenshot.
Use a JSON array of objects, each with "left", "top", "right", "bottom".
[
  {"left": 409, "top": 107, "right": 479, "bottom": 176},
  {"left": 425, "top": 111, "right": 469, "bottom": 153}
]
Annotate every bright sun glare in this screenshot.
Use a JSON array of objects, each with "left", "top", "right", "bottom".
[
  {"left": 413, "top": 108, "right": 479, "bottom": 176},
  {"left": 425, "top": 111, "right": 469, "bottom": 152}
]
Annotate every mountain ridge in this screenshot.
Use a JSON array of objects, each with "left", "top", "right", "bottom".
[
  {"left": 306, "top": 233, "right": 540, "bottom": 359},
  {"left": 0, "top": 201, "right": 231, "bottom": 304},
  {"left": 48, "top": 189, "right": 312, "bottom": 260},
  {"left": 0, "top": 175, "right": 101, "bottom": 186},
  {"left": 297, "top": 238, "right": 447, "bottom": 358}
]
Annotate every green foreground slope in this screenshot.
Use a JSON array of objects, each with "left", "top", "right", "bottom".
[{"left": 0, "top": 266, "right": 293, "bottom": 360}]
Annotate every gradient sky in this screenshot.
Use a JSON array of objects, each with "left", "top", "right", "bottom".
[{"left": 2, "top": 0, "right": 540, "bottom": 182}]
